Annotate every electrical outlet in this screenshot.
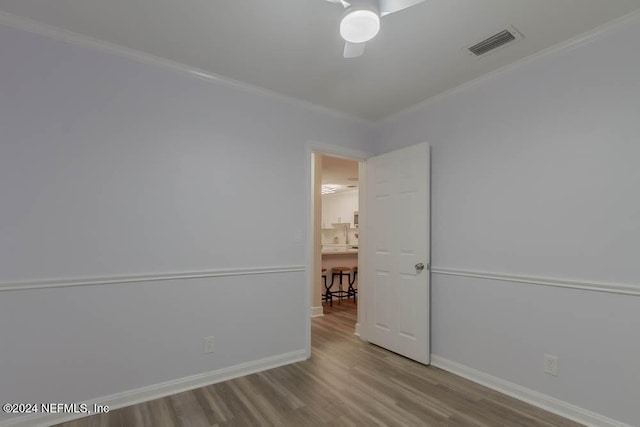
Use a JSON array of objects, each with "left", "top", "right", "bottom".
[
  {"left": 544, "top": 354, "right": 558, "bottom": 376},
  {"left": 204, "top": 336, "right": 215, "bottom": 354}
]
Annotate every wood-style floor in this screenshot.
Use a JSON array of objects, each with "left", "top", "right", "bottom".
[{"left": 56, "top": 302, "right": 581, "bottom": 427}]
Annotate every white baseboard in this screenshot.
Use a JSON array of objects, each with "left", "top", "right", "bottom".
[
  {"left": 1, "top": 349, "right": 307, "bottom": 427},
  {"left": 310, "top": 306, "right": 324, "bottom": 317},
  {"left": 354, "top": 322, "right": 361, "bottom": 337},
  {"left": 430, "top": 355, "right": 630, "bottom": 427}
]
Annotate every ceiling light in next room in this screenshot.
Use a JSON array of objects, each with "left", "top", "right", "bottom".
[{"left": 322, "top": 184, "right": 344, "bottom": 194}]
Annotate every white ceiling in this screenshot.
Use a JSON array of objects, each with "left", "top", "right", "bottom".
[
  {"left": 322, "top": 155, "right": 359, "bottom": 192},
  {"left": 1, "top": 0, "right": 639, "bottom": 120}
]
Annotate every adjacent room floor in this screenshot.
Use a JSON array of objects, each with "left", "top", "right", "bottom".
[{"left": 56, "top": 303, "right": 580, "bottom": 426}]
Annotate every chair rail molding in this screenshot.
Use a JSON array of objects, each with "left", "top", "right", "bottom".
[
  {"left": 0, "top": 266, "right": 306, "bottom": 293},
  {"left": 430, "top": 267, "right": 640, "bottom": 296}
]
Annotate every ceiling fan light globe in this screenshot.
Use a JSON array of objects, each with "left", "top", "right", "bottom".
[{"left": 340, "top": 10, "right": 380, "bottom": 43}]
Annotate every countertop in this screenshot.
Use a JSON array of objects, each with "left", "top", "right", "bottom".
[{"left": 322, "top": 246, "right": 358, "bottom": 255}]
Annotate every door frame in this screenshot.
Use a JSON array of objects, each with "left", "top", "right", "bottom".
[{"left": 304, "top": 141, "right": 370, "bottom": 358}]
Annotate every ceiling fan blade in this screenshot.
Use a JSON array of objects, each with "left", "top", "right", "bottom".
[
  {"left": 379, "top": 0, "right": 426, "bottom": 16},
  {"left": 325, "top": 0, "right": 350, "bottom": 7},
  {"left": 343, "top": 41, "right": 366, "bottom": 58}
]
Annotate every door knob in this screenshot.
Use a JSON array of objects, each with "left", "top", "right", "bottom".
[{"left": 415, "top": 263, "right": 425, "bottom": 271}]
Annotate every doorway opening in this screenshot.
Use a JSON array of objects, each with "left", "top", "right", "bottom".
[
  {"left": 309, "top": 150, "right": 365, "bottom": 339},
  {"left": 320, "top": 154, "right": 359, "bottom": 319}
]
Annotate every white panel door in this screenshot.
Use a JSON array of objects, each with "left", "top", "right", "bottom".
[{"left": 365, "top": 142, "right": 430, "bottom": 364}]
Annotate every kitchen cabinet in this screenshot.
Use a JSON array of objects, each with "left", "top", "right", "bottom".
[{"left": 322, "top": 190, "right": 358, "bottom": 228}]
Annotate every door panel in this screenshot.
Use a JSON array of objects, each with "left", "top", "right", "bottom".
[
  {"left": 373, "top": 271, "right": 392, "bottom": 333},
  {"left": 365, "top": 142, "right": 430, "bottom": 364},
  {"left": 398, "top": 274, "right": 418, "bottom": 340}
]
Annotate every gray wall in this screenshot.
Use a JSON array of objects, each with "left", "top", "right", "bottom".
[
  {"left": 2, "top": 11, "right": 640, "bottom": 426},
  {"left": 376, "top": 16, "right": 640, "bottom": 426},
  {"left": 0, "top": 24, "right": 373, "bottom": 423}
]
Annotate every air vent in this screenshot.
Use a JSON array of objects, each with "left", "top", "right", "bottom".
[{"left": 468, "top": 29, "right": 518, "bottom": 56}]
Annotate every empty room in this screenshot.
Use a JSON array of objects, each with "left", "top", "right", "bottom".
[{"left": 1, "top": 1, "right": 639, "bottom": 426}]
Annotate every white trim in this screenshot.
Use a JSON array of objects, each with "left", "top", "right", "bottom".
[
  {"left": 430, "top": 355, "right": 631, "bottom": 427},
  {"left": 311, "top": 306, "right": 324, "bottom": 318},
  {"left": 380, "top": 8, "right": 640, "bottom": 124},
  {"left": 307, "top": 140, "right": 371, "bottom": 162},
  {"left": 354, "top": 322, "right": 361, "bottom": 337},
  {"left": 0, "top": 266, "right": 306, "bottom": 293},
  {"left": 305, "top": 148, "right": 318, "bottom": 358},
  {"left": 356, "top": 159, "right": 367, "bottom": 341},
  {"left": 431, "top": 267, "right": 640, "bottom": 297},
  {"left": 0, "top": 11, "right": 372, "bottom": 126},
  {"left": 0, "top": 349, "right": 307, "bottom": 427}
]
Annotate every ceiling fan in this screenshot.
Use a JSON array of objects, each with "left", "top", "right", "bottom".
[{"left": 325, "top": 0, "right": 426, "bottom": 58}]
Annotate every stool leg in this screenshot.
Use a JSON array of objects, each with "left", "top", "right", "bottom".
[
  {"left": 329, "top": 272, "right": 337, "bottom": 307},
  {"left": 331, "top": 270, "right": 353, "bottom": 303},
  {"left": 322, "top": 274, "right": 331, "bottom": 307},
  {"left": 348, "top": 270, "right": 357, "bottom": 303}
]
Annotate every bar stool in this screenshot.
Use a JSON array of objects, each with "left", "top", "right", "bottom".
[
  {"left": 321, "top": 268, "right": 333, "bottom": 306},
  {"left": 347, "top": 266, "right": 358, "bottom": 302},
  {"left": 331, "top": 267, "right": 351, "bottom": 303}
]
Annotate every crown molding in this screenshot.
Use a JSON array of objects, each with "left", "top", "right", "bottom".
[
  {"left": 380, "top": 8, "right": 640, "bottom": 124},
  {"left": 0, "top": 10, "right": 374, "bottom": 126},
  {"left": 1, "top": 7, "right": 639, "bottom": 125}
]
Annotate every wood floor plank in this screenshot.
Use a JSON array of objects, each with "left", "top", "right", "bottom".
[{"left": 54, "top": 302, "right": 582, "bottom": 427}]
